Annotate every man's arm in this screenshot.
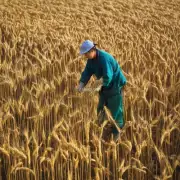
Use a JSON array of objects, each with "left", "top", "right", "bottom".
[
  {"left": 101, "top": 58, "right": 113, "bottom": 88},
  {"left": 119, "top": 67, "right": 127, "bottom": 87},
  {"left": 78, "top": 61, "right": 93, "bottom": 92}
]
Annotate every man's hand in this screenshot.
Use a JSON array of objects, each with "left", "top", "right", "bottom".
[
  {"left": 77, "top": 82, "right": 85, "bottom": 92},
  {"left": 121, "top": 85, "right": 126, "bottom": 97}
]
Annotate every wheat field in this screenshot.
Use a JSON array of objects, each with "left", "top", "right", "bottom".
[{"left": 0, "top": 0, "right": 180, "bottom": 179}]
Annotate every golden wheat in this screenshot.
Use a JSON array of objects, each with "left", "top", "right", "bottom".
[{"left": 0, "top": 0, "right": 179, "bottom": 179}]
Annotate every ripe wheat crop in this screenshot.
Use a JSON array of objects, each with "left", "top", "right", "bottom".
[{"left": 0, "top": 0, "right": 180, "bottom": 180}]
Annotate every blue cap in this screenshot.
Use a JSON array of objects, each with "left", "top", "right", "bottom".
[{"left": 80, "top": 40, "right": 96, "bottom": 55}]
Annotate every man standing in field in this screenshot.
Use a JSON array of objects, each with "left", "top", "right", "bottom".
[{"left": 77, "top": 40, "right": 127, "bottom": 141}]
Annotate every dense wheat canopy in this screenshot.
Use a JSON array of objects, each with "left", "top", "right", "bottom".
[{"left": 0, "top": 0, "right": 180, "bottom": 179}]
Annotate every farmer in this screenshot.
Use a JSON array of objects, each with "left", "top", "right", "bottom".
[{"left": 77, "top": 40, "right": 127, "bottom": 140}]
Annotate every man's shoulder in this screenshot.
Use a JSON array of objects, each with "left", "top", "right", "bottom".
[
  {"left": 98, "top": 49, "right": 114, "bottom": 62},
  {"left": 98, "top": 49, "right": 110, "bottom": 56},
  {"left": 98, "top": 49, "right": 109, "bottom": 57}
]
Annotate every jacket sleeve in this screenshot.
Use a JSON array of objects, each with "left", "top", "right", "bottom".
[
  {"left": 79, "top": 61, "right": 93, "bottom": 86},
  {"left": 119, "top": 67, "right": 127, "bottom": 87},
  {"left": 101, "top": 58, "right": 113, "bottom": 87}
]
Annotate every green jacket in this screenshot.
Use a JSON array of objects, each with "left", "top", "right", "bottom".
[{"left": 80, "top": 49, "right": 127, "bottom": 97}]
